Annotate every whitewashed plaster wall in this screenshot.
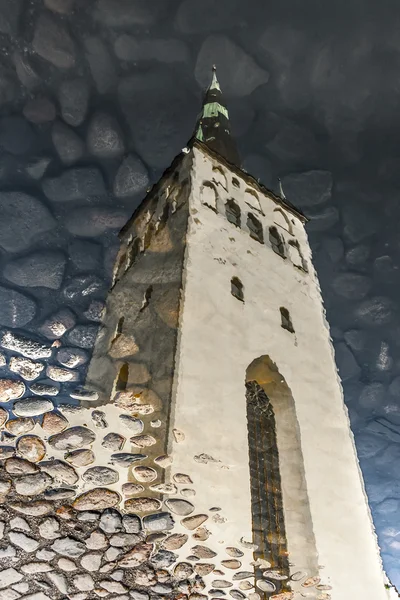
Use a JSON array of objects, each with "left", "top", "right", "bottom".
[{"left": 170, "top": 145, "right": 389, "bottom": 600}]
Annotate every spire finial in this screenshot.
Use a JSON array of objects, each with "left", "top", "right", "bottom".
[{"left": 193, "top": 66, "right": 241, "bottom": 166}]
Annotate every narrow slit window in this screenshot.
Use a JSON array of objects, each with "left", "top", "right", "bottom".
[
  {"left": 247, "top": 213, "right": 264, "bottom": 244},
  {"left": 116, "top": 317, "right": 124, "bottom": 335},
  {"left": 225, "top": 199, "right": 241, "bottom": 228},
  {"left": 128, "top": 238, "right": 141, "bottom": 268},
  {"left": 280, "top": 307, "right": 294, "bottom": 333},
  {"left": 144, "top": 223, "right": 155, "bottom": 250},
  {"left": 116, "top": 363, "right": 129, "bottom": 391},
  {"left": 231, "top": 277, "right": 244, "bottom": 302},
  {"left": 157, "top": 203, "right": 170, "bottom": 232},
  {"left": 140, "top": 285, "right": 153, "bottom": 311},
  {"left": 269, "top": 226, "right": 286, "bottom": 258}
]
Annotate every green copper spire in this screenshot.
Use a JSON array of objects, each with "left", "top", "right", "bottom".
[{"left": 195, "top": 66, "right": 240, "bottom": 166}]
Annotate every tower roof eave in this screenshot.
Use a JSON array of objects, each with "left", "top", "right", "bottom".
[{"left": 191, "top": 138, "right": 307, "bottom": 223}]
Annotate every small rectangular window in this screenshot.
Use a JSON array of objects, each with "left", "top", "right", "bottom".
[
  {"left": 231, "top": 277, "right": 244, "bottom": 302},
  {"left": 280, "top": 307, "right": 294, "bottom": 333}
]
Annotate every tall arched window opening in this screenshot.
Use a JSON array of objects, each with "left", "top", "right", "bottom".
[
  {"left": 225, "top": 200, "right": 241, "bottom": 228},
  {"left": 200, "top": 181, "right": 218, "bottom": 212},
  {"left": 288, "top": 240, "right": 308, "bottom": 272},
  {"left": 245, "top": 356, "right": 318, "bottom": 594},
  {"left": 269, "top": 226, "right": 286, "bottom": 258},
  {"left": 273, "top": 208, "right": 293, "bottom": 235},
  {"left": 247, "top": 213, "right": 264, "bottom": 244}
]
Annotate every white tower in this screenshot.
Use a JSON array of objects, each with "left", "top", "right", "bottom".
[{"left": 84, "top": 69, "right": 390, "bottom": 600}]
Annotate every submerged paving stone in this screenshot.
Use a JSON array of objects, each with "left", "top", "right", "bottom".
[
  {"left": 57, "top": 347, "right": 88, "bottom": 368},
  {"left": 282, "top": 170, "right": 332, "bottom": 208},
  {"left": 87, "top": 111, "right": 125, "bottom": 159},
  {"left": 0, "top": 568, "right": 23, "bottom": 589},
  {"left": 118, "top": 543, "right": 153, "bottom": 568},
  {"left": 41, "top": 411, "right": 68, "bottom": 434},
  {"left": 0, "top": 192, "right": 56, "bottom": 253},
  {"left": 16, "top": 435, "right": 46, "bottom": 463},
  {"left": 0, "top": 407, "right": 7, "bottom": 427},
  {"left": 83, "top": 466, "right": 119, "bottom": 486},
  {"left": 40, "top": 459, "right": 79, "bottom": 485},
  {"left": 0, "top": 379, "right": 25, "bottom": 401},
  {"left": 5, "top": 417, "right": 34, "bottom": 436},
  {"left": 165, "top": 499, "right": 195, "bottom": 516},
  {"left": 73, "top": 488, "right": 120, "bottom": 511},
  {"left": 132, "top": 466, "right": 157, "bottom": 483},
  {"left": 49, "top": 426, "right": 96, "bottom": 450},
  {"left": 65, "top": 206, "right": 128, "bottom": 237},
  {"left": 110, "top": 453, "right": 147, "bottom": 468},
  {"left": 9, "top": 531, "right": 40, "bottom": 552},
  {"left": 119, "top": 415, "right": 144, "bottom": 434},
  {"left": 13, "top": 397, "right": 54, "bottom": 417},
  {"left": 181, "top": 515, "right": 208, "bottom": 531},
  {"left": 84, "top": 36, "right": 117, "bottom": 95},
  {"left": 52, "top": 121, "right": 85, "bottom": 166},
  {"left": 52, "top": 536, "right": 86, "bottom": 557},
  {"left": 15, "top": 472, "right": 53, "bottom": 496},
  {"left": 10, "top": 501, "right": 52, "bottom": 516},
  {"left": 30, "top": 383, "right": 59, "bottom": 397},
  {"left": 113, "top": 154, "right": 150, "bottom": 198},
  {"left": 124, "top": 497, "right": 162, "bottom": 513},
  {"left": 66, "top": 448, "right": 95, "bottom": 467},
  {"left": 43, "top": 167, "right": 106, "bottom": 202},
  {"left": 39, "top": 309, "right": 76, "bottom": 339},
  {"left": 0, "top": 287, "right": 37, "bottom": 328},
  {"left": 46, "top": 365, "right": 78, "bottom": 382},
  {"left": 9, "top": 357, "right": 44, "bottom": 380},
  {"left": 5, "top": 457, "right": 38, "bottom": 475},
  {"left": 59, "top": 78, "right": 90, "bottom": 126},
  {"left": 33, "top": 13, "right": 76, "bottom": 69},
  {"left": 23, "top": 96, "right": 56, "bottom": 124},
  {"left": 102, "top": 432, "right": 125, "bottom": 451}
]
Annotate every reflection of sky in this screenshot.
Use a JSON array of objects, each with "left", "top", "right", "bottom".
[{"left": 0, "top": 0, "right": 399, "bottom": 589}]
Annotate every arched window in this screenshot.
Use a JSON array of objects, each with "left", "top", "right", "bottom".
[
  {"left": 288, "top": 240, "right": 308, "bottom": 271},
  {"left": 200, "top": 181, "right": 218, "bottom": 212},
  {"left": 269, "top": 226, "right": 286, "bottom": 258},
  {"left": 245, "top": 188, "right": 262, "bottom": 213},
  {"left": 280, "top": 307, "right": 294, "bottom": 333},
  {"left": 273, "top": 208, "right": 293, "bottom": 235},
  {"left": 116, "top": 363, "right": 129, "bottom": 391},
  {"left": 247, "top": 213, "right": 264, "bottom": 244},
  {"left": 245, "top": 356, "right": 318, "bottom": 594},
  {"left": 231, "top": 277, "right": 244, "bottom": 302},
  {"left": 212, "top": 166, "right": 228, "bottom": 190},
  {"left": 225, "top": 199, "right": 241, "bottom": 228},
  {"left": 232, "top": 177, "right": 240, "bottom": 189}
]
